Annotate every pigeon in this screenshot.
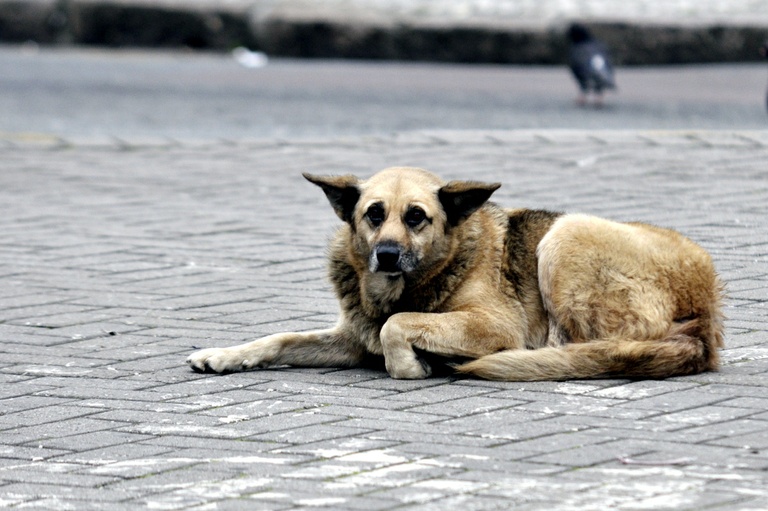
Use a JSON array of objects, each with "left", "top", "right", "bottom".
[{"left": 567, "top": 24, "right": 616, "bottom": 107}]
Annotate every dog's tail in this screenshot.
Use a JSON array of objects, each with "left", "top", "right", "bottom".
[{"left": 455, "top": 318, "right": 723, "bottom": 381}]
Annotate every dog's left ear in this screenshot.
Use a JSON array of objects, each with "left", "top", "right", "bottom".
[
  {"left": 303, "top": 173, "right": 361, "bottom": 224},
  {"left": 438, "top": 180, "right": 501, "bottom": 227}
]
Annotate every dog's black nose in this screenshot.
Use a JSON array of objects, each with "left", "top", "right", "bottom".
[{"left": 375, "top": 244, "right": 401, "bottom": 273}]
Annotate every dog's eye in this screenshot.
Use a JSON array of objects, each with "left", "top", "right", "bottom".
[
  {"left": 405, "top": 207, "right": 427, "bottom": 227},
  {"left": 366, "top": 204, "right": 385, "bottom": 226}
]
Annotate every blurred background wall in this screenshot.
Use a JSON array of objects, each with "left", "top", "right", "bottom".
[{"left": 0, "top": 0, "right": 766, "bottom": 64}]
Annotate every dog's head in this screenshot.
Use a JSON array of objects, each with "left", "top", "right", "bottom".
[{"left": 305, "top": 167, "right": 500, "bottom": 279}]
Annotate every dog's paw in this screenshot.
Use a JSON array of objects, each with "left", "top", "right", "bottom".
[
  {"left": 380, "top": 317, "right": 432, "bottom": 379},
  {"left": 386, "top": 355, "right": 432, "bottom": 379},
  {"left": 186, "top": 347, "right": 248, "bottom": 373}
]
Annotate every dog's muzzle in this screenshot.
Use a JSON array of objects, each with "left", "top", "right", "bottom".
[{"left": 370, "top": 242, "right": 406, "bottom": 274}]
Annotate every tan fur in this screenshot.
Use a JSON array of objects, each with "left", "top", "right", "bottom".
[{"left": 187, "top": 167, "right": 725, "bottom": 381}]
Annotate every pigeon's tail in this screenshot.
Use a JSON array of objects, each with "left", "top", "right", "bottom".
[{"left": 455, "top": 318, "right": 721, "bottom": 381}]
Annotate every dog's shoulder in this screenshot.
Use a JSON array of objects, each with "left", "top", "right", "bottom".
[
  {"left": 502, "top": 208, "right": 563, "bottom": 294},
  {"left": 505, "top": 208, "right": 563, "bottom": 248}
]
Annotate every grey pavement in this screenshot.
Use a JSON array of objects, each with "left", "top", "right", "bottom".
[
  {"left": 4, "top": 47, "right": 767, "bottom": 140},
  {"left": 1, "top": 0, "right": 768, "bottom": 63},
  {"left": 1, "top": 129, "right": 768, "bottom": 509}
]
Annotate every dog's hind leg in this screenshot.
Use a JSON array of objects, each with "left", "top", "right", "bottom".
[{"left": 186, "top": 328, "right": 367, "bottom": 373}]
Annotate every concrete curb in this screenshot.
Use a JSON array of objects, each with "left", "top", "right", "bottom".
[
  {"left": 1, "top": 0, "right": 767, "bottom": 64},
  {"left": 3, "top": 129, "right": 768, "bottom": 150}
]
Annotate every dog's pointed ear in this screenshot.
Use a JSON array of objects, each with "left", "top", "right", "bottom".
[
  {"left": 303, "top": 173, "right": 361, "bottom": 224},
  {"left": 438, "top": 180, "right": 501, "bottom": 227}
]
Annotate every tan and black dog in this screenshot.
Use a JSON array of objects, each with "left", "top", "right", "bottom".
[{"left": 187, "top": 167, "right": 724, "bottom": 381}]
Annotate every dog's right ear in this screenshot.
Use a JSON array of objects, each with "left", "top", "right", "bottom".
[
  {"left": 438, "top": 180, "right": 501, "bottom": 227},
  {"left": 303, "top": 173, "right": 361, "bottom": 224}
]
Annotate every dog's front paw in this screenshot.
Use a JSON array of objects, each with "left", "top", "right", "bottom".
[
  {"left": 187, "top": 347, "right": 248, "bottom": 373},
  {"left": 385, "top": 354, "right": 432, "bottom": 379},
  {"left": 380, "top": 317, "right": 432, "bottom": 379}
]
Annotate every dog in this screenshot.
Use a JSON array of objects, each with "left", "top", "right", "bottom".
[{"left": 187, "top": 167, "right": 724, "bottom": 381}]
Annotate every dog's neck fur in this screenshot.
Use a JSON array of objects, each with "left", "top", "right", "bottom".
[{"left": 328, "top": 209, "right": 488, "bottom": 321}]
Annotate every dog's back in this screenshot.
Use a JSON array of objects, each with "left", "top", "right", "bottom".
[{"left": 458, "top": 213, "right": 725, "bottom": 381}]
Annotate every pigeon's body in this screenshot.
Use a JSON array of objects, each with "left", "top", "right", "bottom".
[
  {"left": 570, "top": 40, "right": 616, "bottom": 92},
  {"left": 567, "top": 24, "right": 616, "bottom": 106}
]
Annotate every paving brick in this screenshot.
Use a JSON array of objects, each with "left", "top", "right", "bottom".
[
  {"left": 376, "top": 430, "right": 506, "bottom": 452},
  {"left": 574, "top": 419, "right": 759, "bottom": 446},
  {"left": 373, "top": 478, "right": 491, "bottom": 506},
  {"left": 221, "top": 420, "right": 339, "bottom": 445},
  {"left": 0, "top": 467, "right": 118, "bottom": 488},
  {"left": 54, "top": 443, "right": 176, "bottom": 466},
  {"left": 0, "top": 444, "right": 71, "bottom": 461},
  {"left": 0, "top": 482, "right": 134, "bottom": 503},
  {"left": 404, "top": 396, "right": 525, "bottom": 416}
]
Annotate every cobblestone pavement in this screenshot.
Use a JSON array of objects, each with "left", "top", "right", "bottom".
[{"left": 1, "top": 130, "right": 768, "bottom": 510}]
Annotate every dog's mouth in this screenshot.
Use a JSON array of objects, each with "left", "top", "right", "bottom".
[
  {"left": 369, "top": 242, "right": 416, "bottom": 277},
  {"left": 381, "top": 271, "right": 404, "bottom": 281}
]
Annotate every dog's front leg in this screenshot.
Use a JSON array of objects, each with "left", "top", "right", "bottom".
[
  {"left": 380, "top": 311, "right": 508, "bottom": 379},
  {"left": 379, "top": 316, "right": 433, "bottom": 379},
  {"left": 186, "top": 329, "right": 366, "bottom": 373}
]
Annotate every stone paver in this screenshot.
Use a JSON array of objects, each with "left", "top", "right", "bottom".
[{"left": 1, "top": 130, "right": 768, "bottom": 509}]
